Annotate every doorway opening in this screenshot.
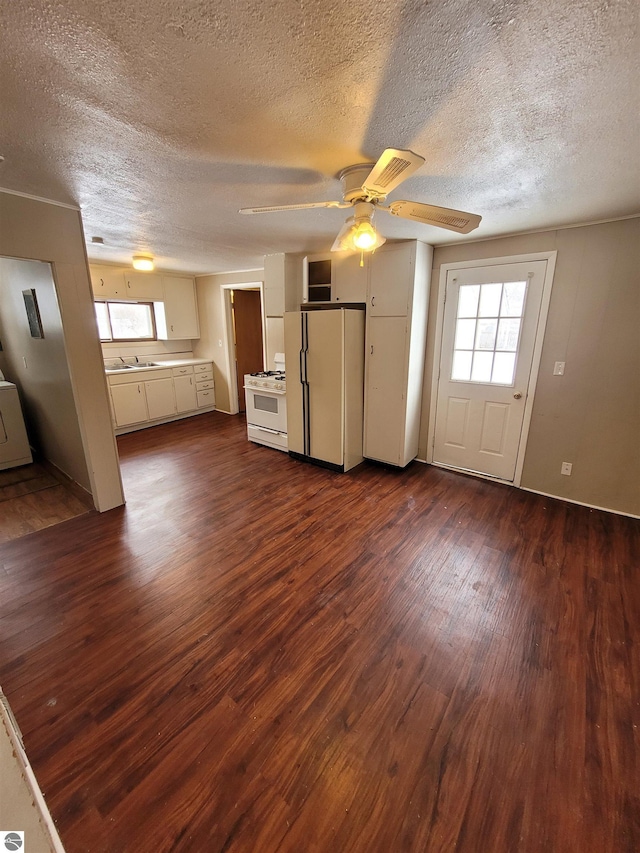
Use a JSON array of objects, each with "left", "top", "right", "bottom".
[
  {"left": 231, "top": 288, "right": 264, "bottom": 412},
  {"left": 221, "top": 283, "right": 265, "bottom": 415}
]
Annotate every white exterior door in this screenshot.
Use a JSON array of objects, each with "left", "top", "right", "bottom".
[{"left": 433, "top": 259, "right": 549, "bottom": 481}]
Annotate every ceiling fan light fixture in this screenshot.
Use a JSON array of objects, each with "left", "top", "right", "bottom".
[
  {"left": 132, "top": 254, "right": 154, "bottom": 271},
  {"left": 352, "top": 220, "right": 378, "bottom": 250}
]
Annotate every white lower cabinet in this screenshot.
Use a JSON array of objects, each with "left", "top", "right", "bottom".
[
  {"left": 196, "top": 388, "right": 215, "bottom": 408},
  {"left": 110, "top": 382, "right": 148, "bottom": 427},
  {"left": 173, "top": 373, "right": 197, "bottom": 413},
  {"left": 107, "top": 361, "right": 214, "bottom": 432},
  {"left": 144, "top": 377, "right": 176, "bottom": 420},
  {"left": 194, "top": 363, "right": 215, "bottom": 407},
  {"left": 364, "top": 317, "right": 409, "bottom": 465}
]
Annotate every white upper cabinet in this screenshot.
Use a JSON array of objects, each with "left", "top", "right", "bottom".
[
  {"left": 155, "top": 276, "right": 200, "bottom": 340},
  {"left": 264, "top": 253, "right": 286, "bottom": 316},
  {"left": 333, "top": 253, "right": 367, "bottom": 303},
  {"left": 368, "top": 242, "right": 415, "bottom": 316},
  {"left": 123, "top": 271, "right": 163, "bottom": 301},
  {"left": 90, "top": 265, "right": 126, "bottom": 299}
]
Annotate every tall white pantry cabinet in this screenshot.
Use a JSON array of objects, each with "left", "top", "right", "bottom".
[{"left": 363, "top": 241, "right": 432, "bottom": 467}]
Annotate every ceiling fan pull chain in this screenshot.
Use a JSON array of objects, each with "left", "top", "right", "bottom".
[{"left": 360, "top": 249, "right": 364, "bottom": 268}]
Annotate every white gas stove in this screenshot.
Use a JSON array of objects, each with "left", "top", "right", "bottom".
[
  {"left": 243, "top": 356, "right": 287, "bottom": 452},
  {"left": 244, "top": 371, "right": 286, "bottom": 392}
]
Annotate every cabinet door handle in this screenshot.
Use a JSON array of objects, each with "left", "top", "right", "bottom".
[
  {"left": 371, "top": 295, "right": 375, "bottom": 306},
  {"left": 138, "top": 386, "right": 141, "bottom": 393},
  {"left": 370, "top": 345, "right": 374, "bottom": 355}
]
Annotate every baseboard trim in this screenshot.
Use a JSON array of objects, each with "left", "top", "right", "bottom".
[
  {"left": 518, "top": 487, "right": 639, "bottom": 520},
  {"left": 414, "top": 458, "right": 638, "bottom": 519},
  {"left": 37, "top": 456, "right": 94, "bottom": 510}
]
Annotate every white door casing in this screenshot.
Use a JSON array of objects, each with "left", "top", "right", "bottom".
[{"left": 429, "top": 253, "right": 556, "bottom": 483}]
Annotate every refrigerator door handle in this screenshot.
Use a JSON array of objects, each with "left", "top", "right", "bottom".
[{"left": 300, "top": 312, "right": 311, "bottom": 456}]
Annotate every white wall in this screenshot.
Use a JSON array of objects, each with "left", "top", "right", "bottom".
[
  {"left": 0, "top": 258, "right": 91, "bottom": 491},
  {"left": 420, "top": 217, "right": 640, "bottom": 516},
  {"left": 0, "top": 190, "right": 124, "bottom": 512}
]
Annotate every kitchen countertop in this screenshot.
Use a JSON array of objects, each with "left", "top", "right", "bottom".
[
  {"left": 104, "top": 358, "right": 212, "bottom": 375},
  {"left": 152, "top": 359, "right": 212, "bottom": 368}
]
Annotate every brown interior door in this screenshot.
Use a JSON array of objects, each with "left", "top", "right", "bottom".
[{"left": 233, "top": 289, "right": 264, "bottom": 412}]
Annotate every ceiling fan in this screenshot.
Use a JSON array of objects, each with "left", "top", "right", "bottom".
[{"left": 239, "top": 148, "right": 482, "bottom": 255}]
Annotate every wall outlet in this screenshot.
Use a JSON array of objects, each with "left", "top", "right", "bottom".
[
  {"left": 561, "top": 462, "right": 572, "bottom": 476},
  {"left": 553, "top": 361, "right": 565, "bottom": 375}
]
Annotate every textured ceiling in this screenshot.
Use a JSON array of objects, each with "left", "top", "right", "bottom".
[{"left": 1, "top": 0, "right": 638, "bottom": 274}]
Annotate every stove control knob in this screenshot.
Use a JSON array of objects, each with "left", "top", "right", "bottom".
[{"left": 276, "top": 383, "right": 283, "bottom": 390}]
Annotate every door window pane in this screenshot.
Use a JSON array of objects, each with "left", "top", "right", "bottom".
[
  {"left": 492, "top": 352, "right": 516, "bottom": 384},
  {"left": 496, "top": 318, "right": 521, "bottom": 351},
  {"left": 471, "top": 351, "right": 493, "bottom": 382},
  {"left": 457, "top": 285, "right": 480, "bottom": 318},
  {"left": 478, "top": 283, "right": 502, "bottom": 317},
  {"left": 476, "top": 319, "right": 497, "bottom": 350},
  {"left": 454, "top": 318, "right": 476, "bottom": 350},
  {"left": 502, "top": 281, "right": 527, "bottom": 316},
  {"left": 452, "top": 350, "right": 472, "bottom": 381}
]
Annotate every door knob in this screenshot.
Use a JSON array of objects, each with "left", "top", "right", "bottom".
[{"left": 513, "top": 392, "right": 522, "bottom": 399}]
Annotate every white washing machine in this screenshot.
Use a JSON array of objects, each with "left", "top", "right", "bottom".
[{"left": 0, "top": 371, "right": 33, "bottom": 470}]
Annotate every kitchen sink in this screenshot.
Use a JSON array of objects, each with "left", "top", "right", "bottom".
[{"left": 104, "top": 361, "right": 160, "bottom": 372}]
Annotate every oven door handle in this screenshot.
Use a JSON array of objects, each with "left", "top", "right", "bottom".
[{"left": 243, "top": 386, "right": 287, "bottom": 395}]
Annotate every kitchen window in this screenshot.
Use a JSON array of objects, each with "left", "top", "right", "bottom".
[{"left": 96, "top": 301, "right": 157, "bottom": 342}]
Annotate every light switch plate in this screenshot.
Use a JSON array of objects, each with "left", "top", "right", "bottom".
[
  {"left": 561, "top": 462, "right": 572, "bottom": 476},
  {"left": 553, "top": 361, "right": 565, "bottom": 375}
]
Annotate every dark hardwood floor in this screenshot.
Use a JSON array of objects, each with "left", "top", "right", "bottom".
[
  {"left": 0, "top": 460, "right": 91, "bottom": 543},
  {"left": 0, "top": 411, "right": 638, "bottom": 853}
]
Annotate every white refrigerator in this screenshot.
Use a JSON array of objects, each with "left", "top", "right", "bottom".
[{"left": 284, "top": 306, "right": 365, "bottom": 472}]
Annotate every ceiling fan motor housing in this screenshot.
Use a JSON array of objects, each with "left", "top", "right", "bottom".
[{"left": 337, "top": 164, "right": 378, "bottom": 203}]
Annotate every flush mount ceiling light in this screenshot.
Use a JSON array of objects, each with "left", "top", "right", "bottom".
[
  {"left": 132, "top": 254, "right": 154, "bottom": 271},
  {"left": 240, "top": 147, "right": 482, "bottom": 255}
]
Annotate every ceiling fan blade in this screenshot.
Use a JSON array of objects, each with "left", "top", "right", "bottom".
[
  {"left": 239, "top": 201, "right": 346, "bottom": 214},
  {"left": 385, "top": 200, "right": 482, "bottom": 234},
  {"left": 361, "top": 148, "right": 425, "bottom": 199}
]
